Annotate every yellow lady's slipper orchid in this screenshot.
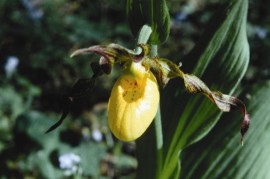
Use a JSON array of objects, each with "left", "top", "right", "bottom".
[
  {"left": 108, "top": 62, "right": 159, "bottom": 141},
  {"left": 47, "top": 41, "right": 249, "bottom": 145}
]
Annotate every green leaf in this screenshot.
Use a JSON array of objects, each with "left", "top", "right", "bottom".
[
  {"left": 15, "top": 111, "right": 68, "bottom": 178},
  {"left": 16, "top": 111, "right": 107, "bottom": 177},
  {"left": 125, "top": 0, "right": 170, "bottom": 44},
  {"left": 25, "top": 150, "right": 63, "bottom": 179},
  {"left": 77, "top": 142, "right": 106, "bottom": 177},
  {"left": 180, "top": 81, "right": 270, "bottom": 179},
  {"left": 159, "top": 0, "right": 249, "bottom": 177},
  {"left": 15, "top": 111, "right": 61, "bottom": 149}
]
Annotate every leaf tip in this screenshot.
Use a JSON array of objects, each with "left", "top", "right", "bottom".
[{"left": 240, "top": 113, "right": 250, "bottom": 146}]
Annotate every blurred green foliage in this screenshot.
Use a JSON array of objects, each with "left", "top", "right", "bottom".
[{"left": 0, "top": 0, "right": 269, "bottom": 178}]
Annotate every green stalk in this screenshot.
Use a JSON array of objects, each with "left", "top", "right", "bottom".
[
  {"left": 151, "top": 45, "right": 163, "bottom": 178},
  {"left": 135, "top": 27, "right": 164, "bottom": 178}
]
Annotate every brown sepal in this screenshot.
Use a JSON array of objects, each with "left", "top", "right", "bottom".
[{"left": 183, "top": 74, "right": 250, "bottom": 145}]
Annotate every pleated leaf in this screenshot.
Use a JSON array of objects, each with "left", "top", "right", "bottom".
[
  {"left": 180, "top": 81, "right": 270, "bottom": 179},
  {"left": 159, "top": 0, "right": 249, "bottom": 177},
  {"left": 125, "top": 0, "right": 170, "bottom": 44}
]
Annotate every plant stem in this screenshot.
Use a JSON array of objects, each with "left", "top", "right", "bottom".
[
  {"left": 151, "top": 45, "right": 164, "bottom": 178},
  {"left": 135, "top": 26, "right": 164, "bottom": 179},
  {"left": 135, "top": 45, "right": 164, "bottom": 179}
]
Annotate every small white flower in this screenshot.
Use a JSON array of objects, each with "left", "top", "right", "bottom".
[
  {"left": 21, "top": 0, "right": 44, "bottom": 20},
  {"left": 59, "top": 153, "right": 81, "bottom": 176},
  {"left": 255, "top": 26, "right": 267, "bottom": 39},
  {"left": 92, "top": 128, "right": 102, "bottom": 142},
  {"left": 5, "top": 56, "right": 19, "bottom": 77}
]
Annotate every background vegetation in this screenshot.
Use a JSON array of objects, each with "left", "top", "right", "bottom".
[{"left": 0, "top": 0, "right": 269, "bottom": 178}]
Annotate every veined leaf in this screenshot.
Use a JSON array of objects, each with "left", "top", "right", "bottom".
[
  {"left": 181, "top": 81, "right": 270, "bottom": 179},
  {"left": 126, "top": 0, "right": 170, "bottom": 44},
  {"left": 159, "top": 0, "right": 249, "bottom": 177}
]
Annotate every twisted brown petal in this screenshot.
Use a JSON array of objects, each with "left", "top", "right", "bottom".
[
  {"left": 183, "top": 74, "right": 250, "bottom": 145},
  {"left": 70, "top": 43, "right": 136, "bottom": 65}
]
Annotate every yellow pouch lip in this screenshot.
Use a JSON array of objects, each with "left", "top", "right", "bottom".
[{"left": 108, "top": 62, "right": 160, "bottom": 141}]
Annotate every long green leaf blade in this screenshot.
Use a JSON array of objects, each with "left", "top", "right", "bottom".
[
  {"left": 160, "top": 0, "right": 249, "bottom": 177},
  {"left": 126, "top": 0, "right": 170, "bottom": 44},
  {"left": 181, "top": 81, "right": 270, "bottom": 179}
]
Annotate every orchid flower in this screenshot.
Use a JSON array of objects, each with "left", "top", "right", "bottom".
[{"left": 46, "top": 26, "right": 250, "bottom": 145}]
